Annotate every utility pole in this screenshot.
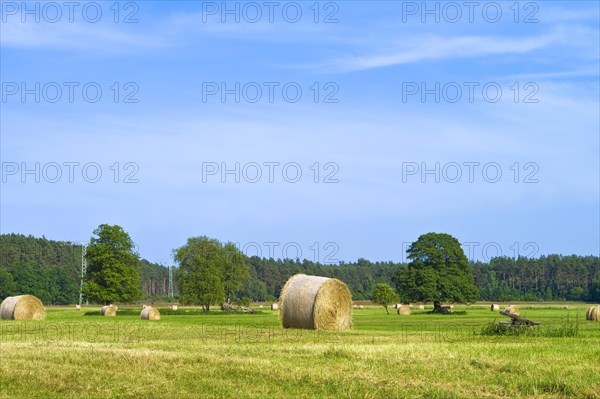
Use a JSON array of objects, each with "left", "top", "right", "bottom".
[
  {"left": 168, "top": 265, "right": 174, "bottom": 298},
  {"left": 78, "top": 243, "right": 87, "bottom": 306}
]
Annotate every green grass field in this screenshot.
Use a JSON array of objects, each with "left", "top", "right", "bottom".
[{"left": 1, "top": 304, "right": 599, "bottom": 399}]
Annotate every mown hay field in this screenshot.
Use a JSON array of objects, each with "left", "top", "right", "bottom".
[{"left": 1, "top": 304, "right": 599, "bottom": 399}]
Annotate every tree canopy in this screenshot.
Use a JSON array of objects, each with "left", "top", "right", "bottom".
[
  {"left": 1, "top": 233, "right": 599, "bottom": 304},
  {"left": 82, "top": 224, "right": 143, "bottom": 304},
  {"left": 394, "top": 232, "right": 479, "bottom": 312},
  {"left": 174, "top": 236, "right": 248, "bottom": 311},
  {"left": 371, "top": 283, "right": 398, "bottom": 314}
]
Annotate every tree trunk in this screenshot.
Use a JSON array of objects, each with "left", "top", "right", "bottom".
[{"left": 433, "top": 301, "right": 442, "bottom": 313}]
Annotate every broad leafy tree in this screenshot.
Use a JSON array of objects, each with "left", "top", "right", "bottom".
[
  {"left": 394, "top": 233, "right": 479, "bottom": 312},
  {"left": 82, "top": 224, "right": 143, "bottom": 304},
  {"left": 371, "top": 283, "right": 398, "bottom": 314},
  {"left": 174, "top": 236, "right": 248, "bottom": 311}
]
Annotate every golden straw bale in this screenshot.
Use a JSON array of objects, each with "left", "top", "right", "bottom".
[{"left": 279, "top": 274, "right": 352, "bottom": 330}]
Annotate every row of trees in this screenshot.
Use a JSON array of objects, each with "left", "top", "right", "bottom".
[
  {"left": 1, "top": 230, "right": 599, "bottom": 305},
  {"left": 0, "top": 232, "right": 172, "bottom": 304}
]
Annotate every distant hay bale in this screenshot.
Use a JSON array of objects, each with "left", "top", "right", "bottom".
[
  {"left": 100, "top": 305, "right": 117, "bottom": 316},
  {"left": 75, "top": 305, "right": 81, "bottom": 311},
  {"left": 563, "top": 305, "right": 569, "bottom": 310},
  {"left": 397, "top": 305, "right": 411, "bottom": 315},
  {"left": 504, "top": 305, "right": 519, "bottom": 315},
  {"left": 271, "top": 303, "right": 279, "bottom": 310},
  {"left": 353, "top": 304, "right": 357, "bottom": 308},
  {"left": 140, "top": 306, "right": 160, "bottom": 320},
  {"left": 0, "top": 295, "right": 46, "bottom": 320},
  {"left": 359, "top": 305, "right": 364, "bottom": 309},
  {"left": 279, "top": 274, "right": 352, "bottom": 330},
  {"left": 491, "top": 304, "right": 500, "bottom": 311},
  {"left": 418, "top": 304, "right": 425, "bottom": 310},
  {"left": 171, "top": 305, "right": 178, "bottom": 311},
  {"left": 586, "top": 305, "right": 600, "bottom": 321}
]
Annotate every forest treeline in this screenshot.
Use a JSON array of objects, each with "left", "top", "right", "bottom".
[{"left": 1, "top": 234, "right": 599, "bottom": 304}]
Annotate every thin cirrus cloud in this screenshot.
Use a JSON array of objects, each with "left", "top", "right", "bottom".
[
  {"left": 0, "top": 19, "right": 164, "bottom": 51},
  {"left": 306, "top": 32, "right": 562, "bottom": 73}
]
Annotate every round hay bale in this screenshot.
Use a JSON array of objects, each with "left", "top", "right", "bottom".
[
  {"left": 141, "top": 306, "right": 160, "bottom": 320},
  {"left": 279, "top": 274, "right": 352, "bottom": 330},
  {"left": 359, "top": 305, "right": 364, "bottom": 309},
  {"left": 171, "top": 305, "right": 178, "bottom": 311},
  {"left": 491, "top": 304, "right": 500, "bottom": 311},
  {"left": 563, "top": 305, "right": 569, "bottom": 310},
  {"left": 418, "top": 304, "right": 425, "bottom": 310},
  {"left": 100, "top": 305, "right": 117, "bottom": 316},
  {"left": 586, "top": 305, "right": 599, "bottom": 321},
  {"left": 397, "top": 305, "right": 411, "bottom": 315},
  {"left": 75, "top": 305, "right": 81, "bottom": 311},
  {"left": 353, "top": 304, "right": 357, "bottom": 308},
  {"left": 0, "top": 295, "right": 46, "bottom": 320},
  {"left": 504, "top": 305, "right": 519, "bottom": 315},
  {"left": 271, "top": 303, "right": 279, "bottom": 311}
]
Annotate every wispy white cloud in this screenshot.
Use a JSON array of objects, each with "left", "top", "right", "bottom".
[
  {"left": 0, "top": 19, "right": 164, "bottom": 51},
  {"left": 308, "top": 33, "right": 562, "bottom": 73}
]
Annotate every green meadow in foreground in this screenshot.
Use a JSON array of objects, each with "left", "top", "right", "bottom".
[{"left": 1, "top": 304, "right": 599, "bottom": 399}]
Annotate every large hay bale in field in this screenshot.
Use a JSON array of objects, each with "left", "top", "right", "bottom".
[
  {"left": 279, "top": 274, "right": 352, "bottom": 330},
  {"left": 504, "top": 305, "right": 519, "bottom": 315},
  {"left": 140, "top": 306, "right": 160, "bottom": 320},
  {"left": 75, "top": 305, "right": 81, "bottom": 311},
  {"left": 491, "top": 304, "right": 500, "bottom": 311},
  {"left": 171, "top": 305, "right": 178, "bottom": 311},
  {"left": 271, "top": 303, "right": 279, "bottom": 310},
  {"left": 0, "top": 295, "right": 46, "bottom": 320},
  {"left": 397, "top": 305, "right": 411, "bottom": 315},
  {"left": 586, "top": 305, "right": 600, "bottom": 321},
  {"left": 100, "top": 305, "right": 117, "bottom": 316}
]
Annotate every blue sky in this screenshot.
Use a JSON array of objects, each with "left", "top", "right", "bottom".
[{"left": 1, "top": 1, "right": 598, "bottom": 264}]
